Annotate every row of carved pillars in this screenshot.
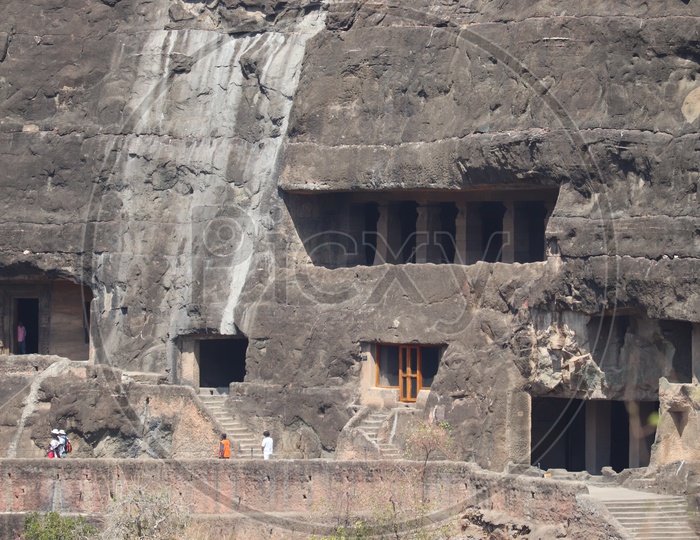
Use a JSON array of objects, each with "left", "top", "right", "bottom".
[{"left": 373, "top": 200, "right": 555, "bottom": 265}]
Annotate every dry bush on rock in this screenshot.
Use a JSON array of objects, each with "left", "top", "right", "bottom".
[{"left": 100, "top": 487, "right": 189, "bottom": 540}]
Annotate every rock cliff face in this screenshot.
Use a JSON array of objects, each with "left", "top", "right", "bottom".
[{"left": 0, "top": 0, "right": 699, "bottom": 467}]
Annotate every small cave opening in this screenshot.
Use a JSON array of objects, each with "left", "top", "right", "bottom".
[{"left": 198, "top": 337, "right": 249, "bottom": 389}]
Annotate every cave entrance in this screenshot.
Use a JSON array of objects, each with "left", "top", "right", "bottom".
[
  {"left": 531, "top": 397, "right": 586, "bottom": 472},
  {"left": 197, "top": 337, "right": 248, "bottom": 389},
  {"left": 15, "top": 298, "right": 39, "bottom": 354},
  {"left": 1, "top": 280, "right": 92, "bottom": 359},
  {"left": 531, "top": 397, "right": 659, "bottom": 474}
]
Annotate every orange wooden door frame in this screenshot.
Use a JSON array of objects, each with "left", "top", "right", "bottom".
[{"left": 399, "top": 345, "right": 421, "bottom": 402}]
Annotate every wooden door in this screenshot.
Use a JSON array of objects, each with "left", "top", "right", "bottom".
[{"left": 399, "top": 345, "right": 421, "bottom": 402}]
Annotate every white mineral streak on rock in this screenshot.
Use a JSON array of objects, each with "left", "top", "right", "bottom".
[
  {"left": 132, "top": 30, "right": 249, "bottom": 137},
  {"left": 220, "top": 10, "right": 327, "bottom": 334},
  {"left": 105, "top": 9, "right": 326, "bottom": 343},
  {"left": 6, "top": 359, "right": 72, "bottom": 458},
  {"left": 132, "top": 31, "right": 176, "bottom": 135}
]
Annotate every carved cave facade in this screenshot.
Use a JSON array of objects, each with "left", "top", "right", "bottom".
[
  {"left": 0, "top": 0, "right": 699, "bottom": 475},
  {"left": 0, "top": 278, "right": 91, "bottom": 361}
]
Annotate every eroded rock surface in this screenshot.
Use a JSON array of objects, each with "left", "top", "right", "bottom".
[{"left": 0, "top": 0, "right": 698, "bottom": 468}]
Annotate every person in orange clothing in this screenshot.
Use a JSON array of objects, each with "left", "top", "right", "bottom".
[{"left": 218, "top": 433, "right": 231, "bottom": 459}]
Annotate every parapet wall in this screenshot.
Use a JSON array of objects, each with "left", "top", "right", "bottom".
[{"left": 0, "top": 459, "right": 627, "bottom": 539}]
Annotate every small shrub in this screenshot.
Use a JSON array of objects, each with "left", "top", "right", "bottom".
[
  {"left": 22, "top": 511, "right": 96, "bottom": 540},
  {"left": 404, "top": 421, "right": 453, "bottom": 465},
  {"left": 100, "top": 486, "right": 189, "bottom": 540}
]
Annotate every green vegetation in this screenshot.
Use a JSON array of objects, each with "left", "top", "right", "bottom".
[{"left": 22, "top": 512, "right": 96, "bottom": 540}]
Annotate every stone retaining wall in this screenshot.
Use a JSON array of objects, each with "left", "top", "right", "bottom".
[{"left": 0, "top": 459, "right": 627, "bottom": 539}]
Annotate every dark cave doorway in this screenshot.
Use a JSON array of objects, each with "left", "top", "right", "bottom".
[
  {"left": 531, "top": 397, "right": 586, "bottom": 472},
  {"left": 479, "top": 202, "right": 506, "bottom": 263},
  {"left": 530, "top": 397, "right": 659, "bottom": 474},
  {"left": 198, "top": 337, "right": 248, "bottom": 389},
  {"left": 15, "top": 298, "right": 39, "bottom": 354}
]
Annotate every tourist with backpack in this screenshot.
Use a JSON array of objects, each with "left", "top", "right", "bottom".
[{"left": 57, "top": 430, "right": 71, "bottom": 457}]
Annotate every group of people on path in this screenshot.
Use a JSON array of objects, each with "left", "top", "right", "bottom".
[
  {"left": 218, "top": 430, "right": 273, "bottom": 460},
  {"left": 47, "top": 428, "right": 71, "bottom": 458},
  {"left": 46, "top": 426, "right": 271, "bottom": 459}
]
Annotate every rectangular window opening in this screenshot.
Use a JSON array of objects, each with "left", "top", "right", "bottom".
[
  {"left": 285, "top": 188, "right": 559, "bottom": 268},
  {"left": 375, "top": 343, "right": 442, "bottom": 402}
]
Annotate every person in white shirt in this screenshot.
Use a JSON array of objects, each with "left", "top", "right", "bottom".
[
  {"left": 48, "top": 429, "right": 60, "bottom": 458},
  {"left": 57, "top": 429, "right": 67, "bottom": 458},
  {"left": 261, "top": 431, "right": 273, "bottom": 460}
]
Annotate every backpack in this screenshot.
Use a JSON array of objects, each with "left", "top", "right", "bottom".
[{"left": 65, "top": 439, "right": 72, "bottom": 453}]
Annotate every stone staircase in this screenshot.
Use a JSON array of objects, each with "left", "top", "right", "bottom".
[
  {"left": 590, "top": 486, "right": 697, "bottom": 540},
  {"left": 198, "top": 389, "right": 259, "bottom": 459},
  {"left": 359, "top": 411, "right": 401, "bottom": 459}
]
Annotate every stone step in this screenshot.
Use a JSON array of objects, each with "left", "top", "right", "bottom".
[
  {"left": 616, "top": 519, "right": 692, "bottom": 527},
  {"left": 202, "top": 404, "right": 227, "bottom": 410},
  {"left": 378, "top": 446, "right": 401, "bottom": 459},
  {"left": 202, "top": 398, "right": 230, "bottom": 405},
  {"left": 197, "top": 393, "right": 259, "bottom": 458},
  {"left": 614, "top": 511, "right": 689, "bottom": 518},
  {"left": 233, "top": 435, "right": 256, "bottom": 441},
  {"left": 356, "top": 411, "right": 401, "bottom": 460},
  {"left": 229, "top": 430, "right": 254, "bottom": 436},
  {"left": 586, "top": 480, "right": 617, "bottom": 487},
  {"left": 605, "top": 500, "right": 687, "bottom": 507},
  {"left": 616, "top": 526, "right": 696, "bottom": 538},
  {"left": 632, "top": 529, "right": 698, "bottom": 540},
  {"left": 198, "top": 387, "right": 230, "bottom": 396},
  {"left": 599, "top": 495, "right": 695, "bottom": 540},
  {"left": 618, "top": 519, "right": 694, "bottom": 527},
  {"left": 605, "top": 504, "right": 688, "bottom": 512}
]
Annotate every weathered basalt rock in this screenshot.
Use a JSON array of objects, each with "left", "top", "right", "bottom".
[{"left": 0, "top": 0, "right": 699, "bottom": 471}]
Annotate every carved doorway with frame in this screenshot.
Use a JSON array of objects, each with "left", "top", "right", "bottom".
[{"left": 376, "top": 343, "right": 441, "bottom": 403}]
